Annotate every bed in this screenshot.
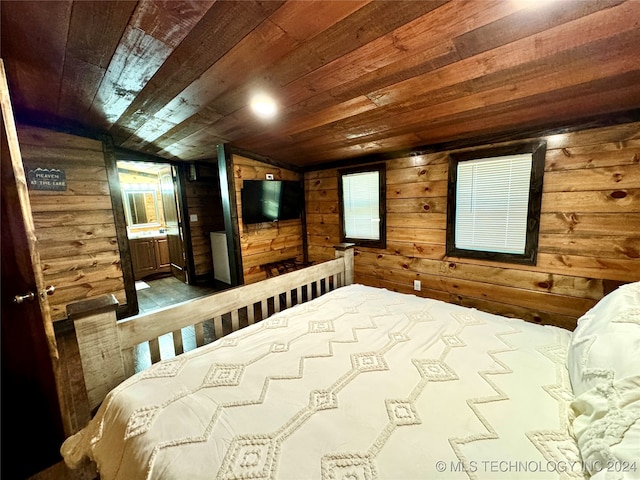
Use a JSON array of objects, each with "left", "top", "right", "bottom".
[{"left": 61, "top": 246, "right": 640, "bottom": 480}]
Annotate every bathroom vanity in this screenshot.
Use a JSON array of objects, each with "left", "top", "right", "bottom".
[{"left": 129, "top": 233, "right": 170, "bottom": 280}]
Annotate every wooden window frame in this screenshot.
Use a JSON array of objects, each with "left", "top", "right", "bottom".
[
  {"left": 338, "top": 163, "right": 386, "bottom": 249},
  {"left": 445, "top": 141, "right": 546, "bottom": 265}
]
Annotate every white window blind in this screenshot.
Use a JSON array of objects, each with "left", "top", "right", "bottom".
[
  {"left": 455, "top": 153, "right": 532, "bottom": 254},
  {"left": 342, "top": 171, "right": 380, "bottom": 240}
]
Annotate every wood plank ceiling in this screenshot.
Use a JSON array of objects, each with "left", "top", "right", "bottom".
[{"left": 1, "top": 0, "right": 639, "bottom": 169}]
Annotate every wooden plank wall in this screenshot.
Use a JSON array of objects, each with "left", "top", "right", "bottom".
[
  {"left": 305, "top": 122, "right": 640, "bottom": 330},
  {"left": 18, "top": 125, "right": 126, "bottom": 321},
  {"left": 183, "top": 162, "right": 225, "bottom": 278},
  {"left": 233, "top": 154, "right": 303, "bottom": 284}
]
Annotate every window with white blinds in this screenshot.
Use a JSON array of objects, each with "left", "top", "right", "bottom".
[
  {"left": 455, "top": 153, "right": 532, "bottom": 254},
  {"left": 446, "top": 142, "right": 546, "bottom": 265},
  {"left": 343, "top": 171, "right": 380, "bottom": 239},
  {"left": 339, "top": 164, "right": 385, "bottom": 248}
]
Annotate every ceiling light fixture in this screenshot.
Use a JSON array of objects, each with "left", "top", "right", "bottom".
[
  {"left": 513, "top": 0, "right": 555, "bottom": 9},
  {"left": 250, "top": 93, "right": 277, "bottom": 119}
]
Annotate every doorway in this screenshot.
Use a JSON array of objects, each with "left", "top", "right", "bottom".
[
  {"left": 115, "top": 157, "right": 234, "bottom": 316},
  {"left": 117, "top": 162, "right": 185, "bottom": 287}
]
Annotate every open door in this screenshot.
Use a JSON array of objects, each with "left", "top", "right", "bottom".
[
  {"left": 1, "top": 60, "right": 66, "bottom": 478},
  {"left": 160, "top": 169, "right": 187, "bottom": 283}
]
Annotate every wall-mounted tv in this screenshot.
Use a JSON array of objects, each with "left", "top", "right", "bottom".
[{"left": 241, "top": 180, "right": 303, "bottom": 224}]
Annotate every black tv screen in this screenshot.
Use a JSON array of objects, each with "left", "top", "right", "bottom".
[{"left": 241, "top": 180, "right": 302, "bottom": 224}]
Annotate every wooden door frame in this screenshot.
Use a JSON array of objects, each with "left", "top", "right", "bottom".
[
  {"left": 104, "top": 137, "right": 139, "bottom": 319},
  {"left": 216, "top": 144, "right": 243, "bottom": 286}
]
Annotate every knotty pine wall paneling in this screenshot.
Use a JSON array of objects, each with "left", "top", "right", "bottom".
[
  {"left": 18, "top": 125, "right": 127, "bottom": 321},
  {"left": 305, "top": 122, "right": 640, "bottom": 330},
  {"left": 233, "top": 154, "right": 304, "bottom": 284}
]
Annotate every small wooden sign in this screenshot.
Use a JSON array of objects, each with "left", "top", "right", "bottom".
[{"left": 28, "top": 167, "right": 66, "bottom": 191}]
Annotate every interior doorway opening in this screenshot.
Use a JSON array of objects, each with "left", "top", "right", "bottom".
[
  {"left": 117, "top": 161, "right": 182, "bottom": 279},
  {"left": 117, "top": 160, "right": 218, "bottom": 315},
  {"left": 115, "top": 157, "right": 229, "bottom": 316}
]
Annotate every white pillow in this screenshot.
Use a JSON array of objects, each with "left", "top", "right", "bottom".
[
  {"left": 567, "top": 281, "right": 640, "bottom": 397},
  {"left": 571, "top": 375, "right": 640, "bottom": 479},
  {"left": 567, "top": 281, "right": 640, "bottom": 479}
]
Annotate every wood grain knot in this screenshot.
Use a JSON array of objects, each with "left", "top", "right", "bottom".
[{"left": 610, "top": 190, "right": 627, "bottom": 199}]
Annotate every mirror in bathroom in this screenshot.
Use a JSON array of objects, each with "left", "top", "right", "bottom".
[{"left": 123, "top": 190, "right": 160, "bottom": 227}]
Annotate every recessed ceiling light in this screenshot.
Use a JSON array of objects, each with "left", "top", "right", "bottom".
[
  {"left": 513, "top": 0, "right": 554, "bottom": 9},
  {"left": 250, "top": 93, "right": 277, "bottom": 119}
]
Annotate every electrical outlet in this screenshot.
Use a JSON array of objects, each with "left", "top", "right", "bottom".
[{"left": 413, "top": 280, "right": 421, "bottom": 291}]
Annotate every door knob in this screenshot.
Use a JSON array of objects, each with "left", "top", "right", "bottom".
[
  {"left": 13, "top": 291, "right": 35, "bottom": 304},
  {"left": 40, "top": 285, "right": 55, "bottom": 300},
  {"left": 13, "top": 285, "right": 55, "bottom": 304}
]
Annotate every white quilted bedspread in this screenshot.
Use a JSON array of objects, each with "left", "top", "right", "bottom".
[{"left": 62, "top": 284, "right": 583, "bottom": 480}]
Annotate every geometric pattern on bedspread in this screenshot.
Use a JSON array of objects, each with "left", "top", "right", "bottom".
[{"left": 62, "top": 284, "right": 583, "bottom": 479}]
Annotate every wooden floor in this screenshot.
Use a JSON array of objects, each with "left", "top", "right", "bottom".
[{"left": 136, "top": 274, "right": 220, "bottom": 314}]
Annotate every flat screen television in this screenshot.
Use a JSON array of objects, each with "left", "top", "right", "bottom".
[{"left": 241, "top": 180, "right": 303, "bottom": 224}]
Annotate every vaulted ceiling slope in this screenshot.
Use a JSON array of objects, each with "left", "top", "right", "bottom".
[{"left": 2, "top": 0, "right": 639, "bottom": 169}]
